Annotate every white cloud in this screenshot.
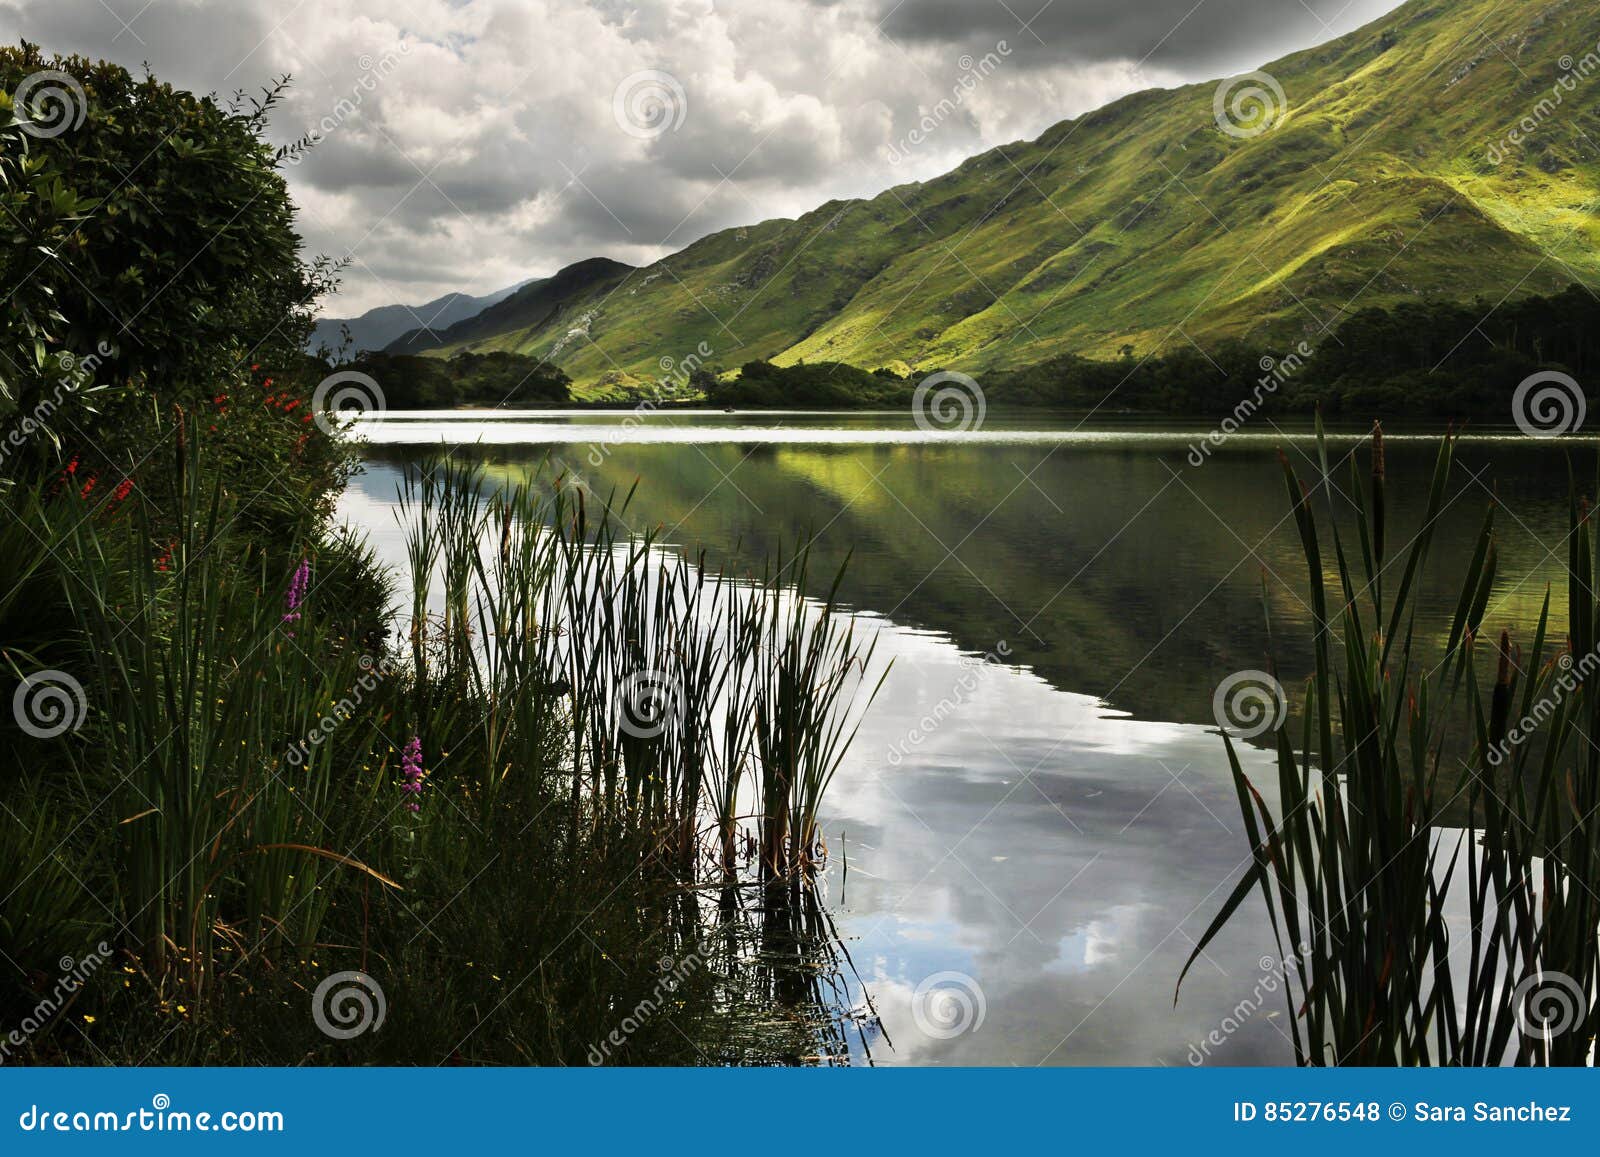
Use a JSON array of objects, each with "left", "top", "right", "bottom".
[{"left": 0, "top": 0, "right": 1399, "bottom": 313}]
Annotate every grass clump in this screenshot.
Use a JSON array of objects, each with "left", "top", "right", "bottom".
[{"left": 1183, "top": 420, "right": 1598, "bottom": 1066}]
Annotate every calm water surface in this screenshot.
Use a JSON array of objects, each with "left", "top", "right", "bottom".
[{"left": 342, "top": 410, "right": 1594, "bottom": 1066}]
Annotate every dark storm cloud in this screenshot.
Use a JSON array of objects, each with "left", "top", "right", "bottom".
[{"left": 871, "top": 0, "right": 1402, "bottom": 74}]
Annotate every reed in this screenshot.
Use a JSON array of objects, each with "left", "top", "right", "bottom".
[
  {"left": 8, "top": 429, "right": 879, "bottom": 1063},
  {"left": 48, "top": 417, "right": 396, "bottom": 995},
  {"left": 1182, "top": 419, "right": 1599, "bottom": 1066}
]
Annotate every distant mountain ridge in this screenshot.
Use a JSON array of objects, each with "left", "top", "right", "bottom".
[
  {"left": 309, "top": 279, "right": 533, "bottom": 356},
  {"left": 414, "top": 0, "right": 1600, "bottom": 397},
  {"left": 384, "top": 258, "right": 634, "bottom": 356}
]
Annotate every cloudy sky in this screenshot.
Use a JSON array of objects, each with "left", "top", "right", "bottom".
[{"left": 1, "top": 0, "right": 1404, "bottom": 315}]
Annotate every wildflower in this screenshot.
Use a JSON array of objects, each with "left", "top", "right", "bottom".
[
  {"left": 400, "top": 736, "right": 424, "bottom": 812},
  {"left": 282, "top": 556, "right": 310, "bottom": 624}
]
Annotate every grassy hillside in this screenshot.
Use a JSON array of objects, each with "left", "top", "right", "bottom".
[{"left": 423, "top": 0, "right": 1600, "bottom": 397}]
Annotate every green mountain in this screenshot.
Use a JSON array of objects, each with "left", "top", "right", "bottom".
[{"left": 414, "top": 0, "right": 1600, "bottom": 397}]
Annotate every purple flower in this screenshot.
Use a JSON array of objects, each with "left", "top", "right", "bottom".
[
  {"left": 282, "top": 557, "right": 310, "bottom": 624},
  {"left": 400, "top": 736, "right": 424, "bottom": 813}
]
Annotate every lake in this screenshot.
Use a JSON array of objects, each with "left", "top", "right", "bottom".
[{"left": 340, "top": 409, "right": 1593, "bottom": 1066}]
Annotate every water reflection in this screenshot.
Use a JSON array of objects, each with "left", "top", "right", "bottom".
[{"left": 343, "top": 414, "right": 1589, "bottom": 1065}]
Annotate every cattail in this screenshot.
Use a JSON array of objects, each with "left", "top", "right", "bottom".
[
  {"left": 1489, "top": 629, "right": 1512, "bottom": 751},
  {"left": 1371, "top": 420, "right": 1386, "bottom": 585},
  {"left": 173, "top": 404, "right": 187, "bottom": 498}
]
